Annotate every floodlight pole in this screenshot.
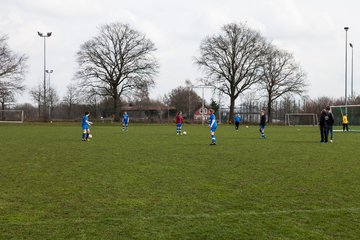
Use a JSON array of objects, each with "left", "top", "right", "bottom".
[
  {"left": 350, "top": 43, "right": 354, "bottom": 99},
  {"left": 193, "top": 85, "right": 212, "bottom": 125},
  {"left": 185, "top": 80, "right": 193, "bottom": 122},
  {"left": 38, "top": 31, "right": 52, "bottom": 121},
  {"left": 193, "top": 85, "right": 206, "bottom": 125},
  {"left": 46, "top": 69, "right": 53, "bottom": 121},
  {"left": 344, "top": 27, "right": 349, "bottom": 114}
]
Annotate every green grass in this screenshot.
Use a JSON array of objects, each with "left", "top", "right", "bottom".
[{"left": 0, "top": 123, "right": 359, "bottom": 239}]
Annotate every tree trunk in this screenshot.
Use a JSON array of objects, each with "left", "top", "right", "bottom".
[
  {"left": 38, "top": 102, "right": 41, "bottom": 119},
  {"left": 1, "top": 102, "right": 4, "bottom": 121},
  {"left": 68, "top": 104, "right": 72, "bottom": 119},
  {"left": 113, "top": 93, "right": 120, "bottom": 121},
  {"left": 229, "top": 96, "right": 235, "bottom": 124},
  {"left": 267, "top": 97, "right": 272, "bottom": 124}
]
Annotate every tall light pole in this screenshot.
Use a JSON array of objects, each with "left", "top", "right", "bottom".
[
  {"left": 46, "top": 69, "right": 53, "bottom": 121},
  {"left": 38, "top": 31, "right": 52, "bottom": 121},
  {"left": 349, "top": 43, "right": 354, "bottom": 99},
  {"left": 344, "top": 27, "right": 349, "bottom": 111},
  {"left": 193, "top": 85, "right": 212, "bottom": 125},
  {"left": 185, "top": 80, "right": 193, "bottom": 122}
]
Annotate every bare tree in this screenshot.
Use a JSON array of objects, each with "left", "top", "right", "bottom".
[
  {"left": 29, "top": 80, "right": 57, "bottom": 120},
  {"left": 0, "top": 34, "right": 27, "bottom": 107},
  {"left": 48, "top": 87, "right": 59, "bottom": 120},
  {"left": 165, "top": 86, "right": 202, "bottom": 119},
  {"left": 30, "top": 85, "right": 43, "bottom": 119},
  {"left": 260, "top": 46, "right": 307, "bottom": 123},
  {"left": 63, "top": 84, "right": 80, "bottom": 118},
  {"left": 76, "top": 22, "right": 159, "bottom": 120},
  {"left": 303, "top": 96, "right": 334, "bottom": 116},
  {"left": 195, "top": 22, "right": 268, "bottom": 121},
  {"left": 0, "top": 88, "right": 15, "bottom": 110}
]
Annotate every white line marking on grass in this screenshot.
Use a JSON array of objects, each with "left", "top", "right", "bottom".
[
  {"left": 165, "top": 207, "right": 360, "bottom": 220},
  {"left": 2, "top": 207, "right": 360, "bottom": 225}
]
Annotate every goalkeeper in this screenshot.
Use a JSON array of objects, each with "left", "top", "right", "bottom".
[{"left": 342, "top": 113, "right": 349, "bottom": 132}]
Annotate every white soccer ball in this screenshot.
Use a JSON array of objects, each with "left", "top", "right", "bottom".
[
  {"left": 246, "top": 126, "right": 249, "bottom": 128},
  {"left": 88, "top": 134, "right": 93, "bottom": 139},
  {"left": 182, "top": 131, "right": 187, "bottom": 135}
]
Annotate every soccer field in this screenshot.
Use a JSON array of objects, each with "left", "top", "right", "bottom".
[{"left": 0, "top": 123, "right": 359, "bottom": 239}]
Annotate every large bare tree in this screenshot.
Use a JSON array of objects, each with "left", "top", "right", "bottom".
[
  {"left": 164, "top": 86, "right": 202, "bottom": 119},
  {"left": 260, "top": 46, "right": 307, "bottom": 123},
  {"left": 0, "top": 34, "right": 27, "bottom": 107},
  {"left": 195, "top": 22, "right": 268, "bottom": 121},
  {"left": 76, "top": 22, "right": 159, "bottom": 120}
]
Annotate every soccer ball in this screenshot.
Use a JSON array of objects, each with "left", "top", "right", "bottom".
[
  {"left": 182, "top": 131, "right": 187, "bottom": 135},
  {"left": 88, "top": 134, "right": 93, "bottom": 139},
  {"left": 246, "top": 126, "right": 249, "bottom": 128}
]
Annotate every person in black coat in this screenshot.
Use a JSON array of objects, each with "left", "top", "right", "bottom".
[
  {"left": 259, "top": 110, "right": 266, "bottom": 139},
  {"left": 326, "top": 106, "right": 335, "bottom": 142},
  {"left": 319, "top": 109, "right": 329, "bottom": 143}
]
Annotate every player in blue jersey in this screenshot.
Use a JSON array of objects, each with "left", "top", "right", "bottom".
[
  {"left": 234, "top": 114, "right": 241, "bottom": 131},
  {"left": 259, "top": 110, "right": 266, "bottom": 139},
  {"left": 122, "top": 111, "right": 129, "bottom": 131},
  {"left": 81, "top": 111, "right": 93, "bottom": 141},
  {"left": 208, "top": 108, "right": 217, "bottom": 145}
]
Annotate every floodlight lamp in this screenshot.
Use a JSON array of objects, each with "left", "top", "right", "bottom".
[
  {"left": 37, "top": 32, "right": 43, "bottom": 37},
  {"left": 47, "top": 32, "right": 52, "bottom": 37},
  {"left": 350, "top": 43, "right": 353, "bottom": 48},
  {"left": 344, "top": 27, "right": 349, "bottom": 31}
]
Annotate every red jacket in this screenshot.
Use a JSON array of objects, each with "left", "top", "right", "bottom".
[{"left": 176, "top": 115, "right": 183, "bottom": 124}]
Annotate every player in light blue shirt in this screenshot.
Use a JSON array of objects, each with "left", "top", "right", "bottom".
[
  {"left": 122, "top": 111, "right": 129, "bottom": 131},
  {"left": 81, "top": 111, "right": 93, "bottom": 141},
  {"left": 208, "top": 108, "right": 217, "bottom": 145},
  {"left": 234, "top": 114, "right": 241, "bottom": 131}
]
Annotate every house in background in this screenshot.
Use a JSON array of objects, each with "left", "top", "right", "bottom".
[{"left": 193, "top": 107, "right": 209, "bottom": 122}]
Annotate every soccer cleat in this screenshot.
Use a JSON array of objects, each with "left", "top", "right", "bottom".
[{"left": 210, "top": 142, "right": 216, "bottom": 145}]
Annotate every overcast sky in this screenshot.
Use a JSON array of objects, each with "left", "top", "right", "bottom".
[{"left": 1, "top": 0, "right": 359, "bottom": 105}]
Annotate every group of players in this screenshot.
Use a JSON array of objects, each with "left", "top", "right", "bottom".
[
  {"left": 81, "top": 111, "right": 129, "bottom": 141},
  {"left": 81, "top": 109, "right": 267, "bottom": 144},
  {"left": 175, "top": 109, "right": 218, "bottom": 145},
  {"left": 319, "top": 106, "right": 349, "bottom": 143}
]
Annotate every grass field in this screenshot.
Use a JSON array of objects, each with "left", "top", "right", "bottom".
[{"left": 0, "top": 123, "right": 359, "bottom": 239}]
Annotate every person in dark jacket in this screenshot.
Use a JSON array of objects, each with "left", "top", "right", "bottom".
[
  {"left": 326, "top": 106, "right": 335, "bottom": 142},
  {"left": 259, "top": 110, "right": 266, "bottom": 139},
  {"left": 319, "top": 109, "right": 329, "bottom": 143}
]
